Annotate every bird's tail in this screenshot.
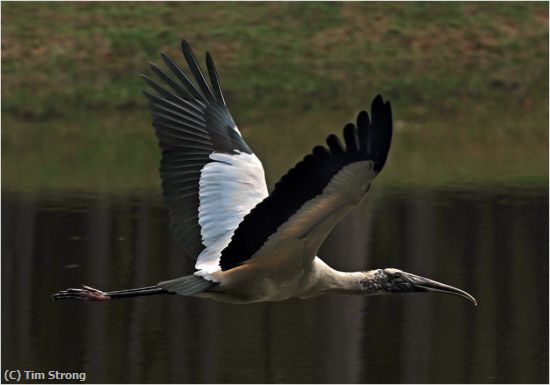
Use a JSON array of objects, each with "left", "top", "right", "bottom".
[{"left": 158, "top": 274, "right": 216, "bottom": 296}]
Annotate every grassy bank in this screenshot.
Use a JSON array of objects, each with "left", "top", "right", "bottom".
[{"left": 2, "top": 2, "right": 548, "bottom": 192}]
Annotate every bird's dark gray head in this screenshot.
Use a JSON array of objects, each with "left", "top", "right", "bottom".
[{"left": 360, "top": 268, "right": 477, "bottom": 305}]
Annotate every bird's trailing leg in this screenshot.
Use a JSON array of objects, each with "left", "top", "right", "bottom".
[{"left": 52, "top": 285, "right": 172, "bottom": 302}]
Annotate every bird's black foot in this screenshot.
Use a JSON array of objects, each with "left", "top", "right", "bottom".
[{"left": 52, "top": 285, "right": 111, "bottom": 302}]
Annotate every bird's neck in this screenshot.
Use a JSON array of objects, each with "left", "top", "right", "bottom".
[{"left": 308, "top": 258, "right": 380, "bottom": 296}]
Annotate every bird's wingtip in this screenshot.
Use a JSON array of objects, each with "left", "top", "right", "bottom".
[{"left": 181, "top": 39, "right": 192, "bottom": 51}]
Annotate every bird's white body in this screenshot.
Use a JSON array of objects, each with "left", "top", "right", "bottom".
[{"left": 197, "top": 257, "right": 365, "bottom": 304}]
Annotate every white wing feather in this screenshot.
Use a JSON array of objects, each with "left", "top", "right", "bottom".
[{"left": 196, "top": 151, "right": 268, "bottom": 274}]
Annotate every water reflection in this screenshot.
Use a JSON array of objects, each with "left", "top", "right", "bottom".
[{"left": 2, "top": 188, "right": 548, "bottom": 383}]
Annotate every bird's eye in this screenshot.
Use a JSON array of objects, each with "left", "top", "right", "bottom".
[{"left": 393, "top": 273, "right": 401, "bottom": 279}]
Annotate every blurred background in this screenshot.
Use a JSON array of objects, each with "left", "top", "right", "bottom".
[{"left": 2, "top": 2, "right": 548, "bottom": 383}]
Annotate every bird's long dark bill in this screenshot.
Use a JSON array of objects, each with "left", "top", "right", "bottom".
[{"left": 409, "top": 274, "right": 477, "bottom": 306}]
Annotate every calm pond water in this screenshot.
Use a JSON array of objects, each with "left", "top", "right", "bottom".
[{"left": 2, "top": 187, "right": 548, "bottom": 383}]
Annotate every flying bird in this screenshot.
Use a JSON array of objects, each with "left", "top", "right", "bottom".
[{"left": 53, "top": 41, "right": 477, "bottom": 306}]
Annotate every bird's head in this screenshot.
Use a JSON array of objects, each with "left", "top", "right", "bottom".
[{"left": 360, "top": 268, "right": 477, "bottom": 305}]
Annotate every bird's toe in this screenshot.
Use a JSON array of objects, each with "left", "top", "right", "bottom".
[{"left": 52, "top": 285, "right": 111, "bottom": 302}]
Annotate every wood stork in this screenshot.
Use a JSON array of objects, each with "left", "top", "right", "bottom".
[{"left": 53, "top": 40, "right": 477, "bottom": 306}]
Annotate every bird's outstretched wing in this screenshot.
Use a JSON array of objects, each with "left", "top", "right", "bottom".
[
  {"left": 143, "top": 40, "right": 268, "bottom": 273},
  {"left": 219, "top": 96, "right": 392, "bottom": 271}
]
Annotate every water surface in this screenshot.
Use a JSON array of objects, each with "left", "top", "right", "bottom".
[{"left": 2, "top": 188, "right": 548, "bottom": 383}]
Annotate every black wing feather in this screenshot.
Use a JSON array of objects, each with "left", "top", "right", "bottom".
[
  {"left": 219, "top": 95, "right": 392, "bottom": 271},
  {"left": 181, "top": 40, "right": 215, "bottom": 103},
  {"left": 206, "top": 52, "right": 226, "bottom": 106},
  {"left": 343, "top": 123, "right": 359, "bottom": 154}
]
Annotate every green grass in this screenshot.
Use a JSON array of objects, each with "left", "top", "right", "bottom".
[{"left": 2, "top": 2, "right": 548, "bottom": 192}]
